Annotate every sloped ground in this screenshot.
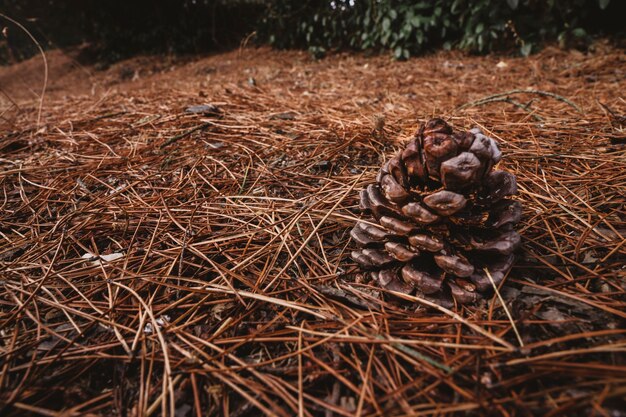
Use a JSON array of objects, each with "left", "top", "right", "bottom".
[{"left": 0, "top": 43, "right": 625, "bottom": 416}]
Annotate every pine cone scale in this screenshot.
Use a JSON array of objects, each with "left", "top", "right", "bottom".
[{"left": 423, "top": 191, "right": 467, "bottom": 216}]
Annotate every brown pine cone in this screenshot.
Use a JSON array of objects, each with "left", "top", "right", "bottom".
[{"left": 351, "top": 118, "right": 521, "bottom": 307}]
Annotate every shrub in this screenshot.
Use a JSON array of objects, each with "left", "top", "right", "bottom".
[{"left": 259, "top": 0, "right": 621, "bottom": 58}]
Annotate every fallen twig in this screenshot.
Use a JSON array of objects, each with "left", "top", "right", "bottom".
[
  {"left": 457, "top": 88, "right": 582, "bottom": 113},
  {"left": 159, "top": 122, "right": 212, "bottom": 149}
]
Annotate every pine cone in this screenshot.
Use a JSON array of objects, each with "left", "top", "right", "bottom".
[{"left": 351, "top": 118, "right": 521, "bottom": 307}]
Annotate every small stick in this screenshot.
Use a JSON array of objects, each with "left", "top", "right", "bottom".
[
  {"left": 462, "top": 97, "right": 544, "bottom": 121},
  {"left": 457, "top": 88, "right": 582, "bottom": 113},
  {"left": 160, "top": 122, "right": 211, "bottom": 149}
]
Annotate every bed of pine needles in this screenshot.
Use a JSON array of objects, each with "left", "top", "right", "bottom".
[{"left": 0, "top": 42, "right": 625, "bottom": 417}]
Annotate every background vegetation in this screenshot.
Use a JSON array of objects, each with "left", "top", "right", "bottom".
[
  {"left": 261, "top": 0, "right": 621, "bottom": 58},
  {"left": 0, "top": 0, "right": 622, "bottom": 64}
]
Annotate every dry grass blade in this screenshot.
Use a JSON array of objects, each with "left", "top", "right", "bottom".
[
  {"left": 485, "top": 268, "right": 524, "bottom": 348},
  {"left": 0, "top": 13, "right": 47, "bottom": 127}
]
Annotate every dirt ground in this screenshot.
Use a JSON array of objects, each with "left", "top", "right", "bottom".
[{"left": 0, "top": 42, "right": 625, "bottom": 416}]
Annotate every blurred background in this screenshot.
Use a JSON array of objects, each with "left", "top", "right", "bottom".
[{"left": 1, "top": 0, "right": 623, "bottom": 65}]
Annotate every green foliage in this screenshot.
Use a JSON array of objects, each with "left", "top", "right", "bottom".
[
  {"left": 260, "top": 0, "right": 620, "bottom": 58},
  {"left": 1, "top": 0, "right": 620, "bottom": 65}
]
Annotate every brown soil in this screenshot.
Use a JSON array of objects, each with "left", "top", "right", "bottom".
[{"left": 1, "top": 43, "right": 625, "bottom": 416}]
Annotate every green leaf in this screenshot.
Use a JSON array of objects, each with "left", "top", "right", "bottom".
[
  {"left": 382, "top": 17, "right": 391, "bottom": 32},
  {"left": 598, "top": 0, "right": 610, "bottom": 9},
  {"left": 416, "top": 31, "right": 424, "bottom": 44},
  {"left": 451, "top": 0, "right": 462, "bottom": 13},
  {"left": 521, "top": 43, "right": 532, "bottom": 57},
  {"left": 381, "top": 32, "right": 390, "bottom": 46},
  {"left": 394, "top": 46, "right": 403, "bottom": 59},
  {"left": 413, "top": 2, "right": 431, "bottom": 11},
  {"left": 507, "top": 0, "right": 519, "bottom": 9},
  {"left": 572, "top": 27, "right": 587, "bottom": 38}
]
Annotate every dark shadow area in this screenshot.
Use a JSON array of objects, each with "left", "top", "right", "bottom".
[{"left": 0, "top": 0, "right": 264, "bottom": 65}]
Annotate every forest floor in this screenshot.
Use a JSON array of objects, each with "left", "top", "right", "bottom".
[{"left": 0, "top": 42, "right": 625, "bottom": 417}]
